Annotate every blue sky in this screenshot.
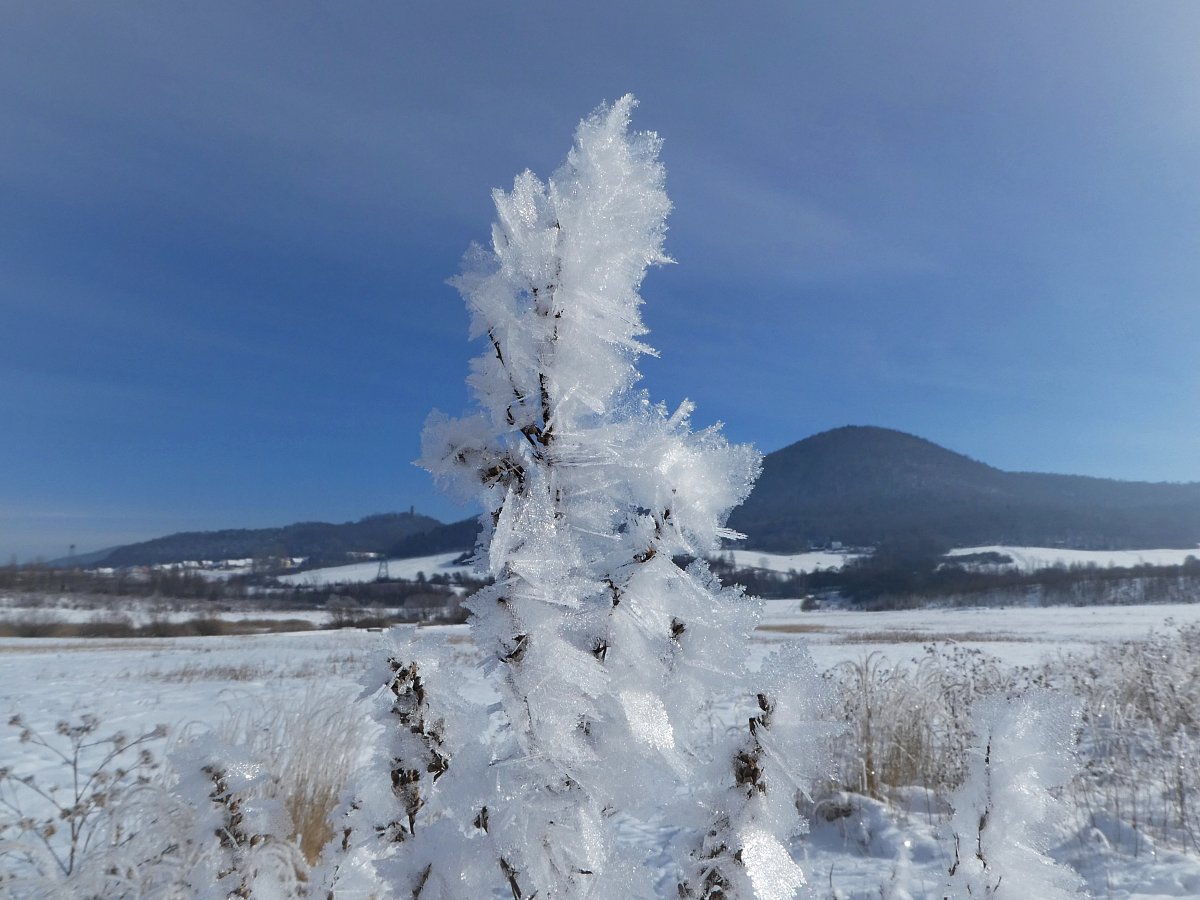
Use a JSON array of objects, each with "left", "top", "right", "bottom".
[{"left": 4, "top": 3, "right": 1200, "bottom": 560}]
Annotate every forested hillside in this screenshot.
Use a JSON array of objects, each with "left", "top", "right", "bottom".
[
  {"left": 729, "top": 425, "right": 1200, "bottom": 552},
  {"left": 85, "top": 428, "right": 1200, "bottom": 567},
  {"left": 98, "top": 512, "right": 441, "bottom": 567}
]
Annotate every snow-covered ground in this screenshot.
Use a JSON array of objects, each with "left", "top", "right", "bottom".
[
  {"left": 3, "top": 602, "right": 1199, "bottom": 897},
  {"left": 760, "top": 599, "right": 1200, "bottom": 670},
  {"left": 722, "top": 544, "right": 1200, "bottom": 577},
  {"left": 0, "top": 598, "right": 340, "bottom": 627},
  {"left": 720, "top": 548, "right": 862, "bottom": 573},
  {"left": 946, "top": 545, "right": 1200, "bottom": 571}
]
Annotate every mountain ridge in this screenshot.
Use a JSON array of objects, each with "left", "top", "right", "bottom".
[
  {"left": 75, "top": 426, "right": 1200, "bottom": 566},
  {"left": 728, "top": 425, "right": 1200, "bottom": 552},
  {"left": 96, "top": 511, "right": 443, "bottom": 568}
]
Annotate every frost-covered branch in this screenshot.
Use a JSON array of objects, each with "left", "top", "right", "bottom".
[
  {"left": 412, "top": 95, "right": 821, "bottom": 898},
  {"left": 943, "top": 692, "right": 1085, "bottom": 898}
]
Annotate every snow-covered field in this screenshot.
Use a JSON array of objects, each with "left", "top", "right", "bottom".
[
  {"left": 8, "top": 601, "right": 1198, "bottom": 742},
  {"left": 721, "top": 549, "right": 862, "bottom": 574},
  {"left": 725, "top": 544, "right": 1200, "bottom": 577},
  {"left": 0, "top": 599, "right": 340, "bottom": 627},
  {"left": 946, "top": 544, "right": 1200, "bottom": 571},
  {"left": 760, "top": 599, "right": 1200, "bottom": 669},
  {"left": 3, "top": 600, "right": 1199, "bottom": 897},
  {"left": 275, "top": 551, "right": 472, "bottom": 586}
]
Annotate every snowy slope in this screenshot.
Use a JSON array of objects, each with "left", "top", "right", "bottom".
[
  {"left": 719, "top": 548, "right": 862, "bottom": 573},
  {"left": 275, "top": 551, "right": 474, "bottom": 586},
  {"left": 721, "top": 545, "right": 1200, "bottom": 577},
  {"left": 947, "top": 544, "right": 1200, "bottom": 571}
]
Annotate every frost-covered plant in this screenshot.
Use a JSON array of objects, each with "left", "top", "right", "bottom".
[
  {"left": 0, "top": 714, "right": 182, "bottom": 898},
  {"left": 331, "top": 629, "right": 460, "bottom": 898},
  {"left": 0, "top": 692, "right": 363, "bottom": 899},
  {"left": 216, "top": 684, "right": 365, "bottom": 865},
  {"left": 1049, "top": 622, "right": 1200, "bottom": 854},
  {"left": 943, "top": 692, "right": 1084, "bottom": 898},
  {"left": 151, "top": 731, "right": 314, "bottom": 899},
  {"left": 0, "top": 714, "right": 165, "bottom": 880},
  {"left": 372, "top": 95, "right": 823, "bottom": 898},
  {"left": 824, "top": 645, "right": 1005, "bottom": 799}
]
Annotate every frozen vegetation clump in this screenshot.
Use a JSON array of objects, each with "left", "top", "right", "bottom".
[
  {"left": 0, "top": 689, "right": 367, "bottom": 899},
  {"left": 0, "top": 714, "right": 169, "bottom": 894},
  {"left": 942, "top": 692, "right": 1084, "bottom": 898},
  {"left": 338, "top": 95, "right": 829, "bottom": 897}
]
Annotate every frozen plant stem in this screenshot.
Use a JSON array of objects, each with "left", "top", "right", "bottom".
[
  {"left": 0, "top": 714, "right": 165, "bottom": 877},
  {"left": 943, "top": 694, "right": 1084, "bottom": 899},
  {"left": 412, "top": 96, "right": 817, "bottom": 898}
]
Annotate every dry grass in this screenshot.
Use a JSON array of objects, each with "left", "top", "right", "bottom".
[
  {"left": 129, "top": 651, "right": 365, "bottom": 683},
  {"left": 0, "top": 639, "right": 153, "bottom": 654},
  {"left": 823, "top": 646, "right": 1011, "bottom": 797},
  {"left": 837, "top": 629, "right": 1031, "bottom": 644},
  {"left": 757, "top": 623, "right": 1029, "bottom": 643},
  {"left": 756, "top": 622, "right": 831, "bottom": 634},
  {"left": 0, "top": 615, "right": 320, "bottom": 640},
  {"left": 149, "top": 662, "right": 272, "bottom": 682},
  {"left": 219, "top": 686, "right": 364, "bottom": 864},
  {"left": 817, "top": 625, "right": 1200, "bottom": 855}
]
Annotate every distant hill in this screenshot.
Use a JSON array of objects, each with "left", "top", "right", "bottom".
[
  {"left": 727, "top": 426, "right": 1200, "bottom": 552},
  {"left": 46, "top": 546, "right": 121, "bottom": 569},
  {"left": 85, "top": 427, "right": 1200, "bottom": 568},
  {"left": 387, "top": 517, "right": 480, "bottom": 559},
  {"left": 99, "top": 512, "right": 442, "bottom": 567}
]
